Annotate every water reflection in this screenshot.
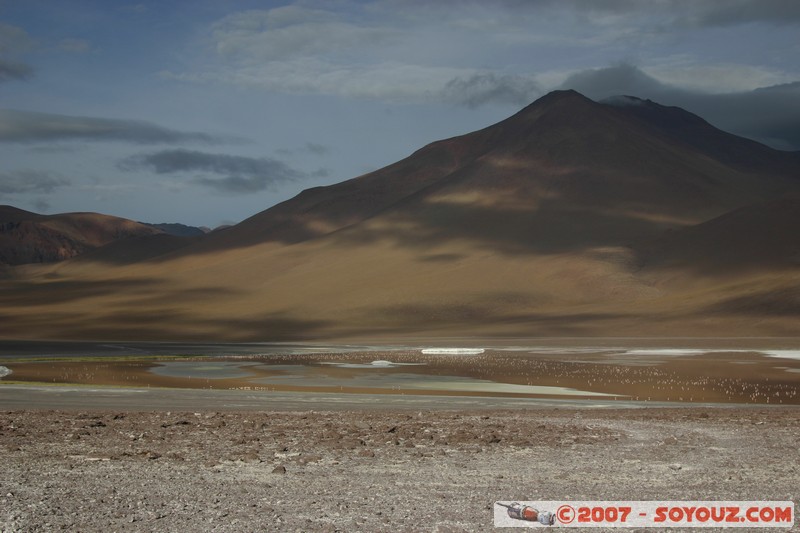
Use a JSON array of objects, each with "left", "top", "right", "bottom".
[{"left": 147, "top": 360, "right": 624, "bottom": 397}]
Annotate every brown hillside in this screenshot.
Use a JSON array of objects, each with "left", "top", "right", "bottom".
[
  {"left": 638, "top": 195, "right": 800, "bottom": 273},
  {"left": 2, "top": 90, "right": 799, "bottom": 341},
  {"left": 0, "top": 206, "right": 163, "bottom": 265}
]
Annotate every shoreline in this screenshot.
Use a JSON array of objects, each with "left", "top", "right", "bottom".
[
  {"left": 3, "top": 346, "right": 800, "bottom": 405},
  {"left": 4, "top": 383, "right": 792, "bottom": 412}
]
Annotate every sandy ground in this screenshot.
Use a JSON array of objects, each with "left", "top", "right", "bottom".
[{"left": 2, "top": 405, "right": 799, "bottom": 532}]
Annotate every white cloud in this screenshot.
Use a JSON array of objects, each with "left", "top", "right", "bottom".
[
  {"left": 211, "top": 6, "right": 395, "bottom": 63},
  {"left": 169, "top": 58, "right": 481, "bottom": 103},
  {"left": 171, "top": 4, "right": 541, "bottom": 105},
  {"left": 167, "top": 1, "right": 800, "bottom": 111}
]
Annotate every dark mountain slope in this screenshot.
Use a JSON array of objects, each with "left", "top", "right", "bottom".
[
  {"left": 638, "top": 195, "right": 800, "bottom": 273},
  {"left": 0, "top": 206, "right": 163, "bottom": 265},
  {"left": 175, "top": 90, "right": 800, "bottom": 260}
]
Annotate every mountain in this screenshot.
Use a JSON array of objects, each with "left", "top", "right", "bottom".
[
  {"left": 0, "top": 206, "right": 163, "bottom": 265},
  {"left": 140, "top": 222, "right": 209, "bottom": 237},
  {"left": 1, "top": 90, "right": 799, "bottom": 340},
  {"left": 637, "top": 195, "right": 800, "bottom": 273},
  {"left": 181, "top": 90, "right": 798, "bottom": 256}
]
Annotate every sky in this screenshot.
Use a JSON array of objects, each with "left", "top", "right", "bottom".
[{"left": 0, "top": 0, "right": 798, "bottom": 227}]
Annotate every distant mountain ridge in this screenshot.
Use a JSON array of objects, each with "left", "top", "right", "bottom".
[
  {"left": 0, "top": 205, "right": 162, "bottom": 265},
  {"left": 141, "top": 222, "right": 210, "bottom": 237},
  {"left": 0, "top": 205, "right": 214, "bottom": 265}
]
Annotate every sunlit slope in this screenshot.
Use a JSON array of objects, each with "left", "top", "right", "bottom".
[
  {"left": 5, "top": 230, "right": 797, "bottom": 340},
  {"left": 2, "top": 91, "right": 799, "bottom": 340}
]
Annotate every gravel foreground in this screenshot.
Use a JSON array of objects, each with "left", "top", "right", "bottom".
[{"left": 2, "top": 407, "right": 798, "bottom": 532}]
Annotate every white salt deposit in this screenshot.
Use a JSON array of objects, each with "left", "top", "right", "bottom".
[
  {"left": 319, "top": 361, "right": 426, "bottom": 369},
  {"left": 761, "top": 350, "right": 800, "bottom": 361},
  {"left": 421, "top": 348, "right": 484, "bottom": 355},
  {"left": 621, "top": 349, "right": 710, "bottom": 357},
  {"left": 402, "top": 380, "right": 626, "bottom": 397}
]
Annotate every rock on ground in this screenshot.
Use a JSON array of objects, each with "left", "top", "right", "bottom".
[{"left": 1, "top": 408, "right": 798, "bottom": 532}]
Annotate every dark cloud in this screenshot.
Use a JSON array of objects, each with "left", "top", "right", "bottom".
[
  {"left": 193, "top": 175, "right": 289, "bottom": 194},
  {"left": 443, "top": 73, "right": 540, "bottom": 108},
  {"left": 0, "top": 59, "right": 33, "bottom": 82},
  {"left": 560, "top": 64, "right": 666, "bottom": 100},
  {"left": 0, "top": 22, "right": 35, "bottom": 82},
  {"left": 275, "top": 143, "right": 331, "bottom": 157},
  {"left": 26, "top": 144, "right": 83, "bottom": 154},
  {"left": 684, "top": 0, "right": 800, "bottom": 27},
  {"left": 0, "top": 170, "right": 70, "bottom": 195},
  {"left": 32, "top": 198, "right": 51, "bottom": 212},
  {"left": 305, "top": 142, "right": 330, "bottom": 155},
  {"left": 542, "top": 0, "right": 800, "bottom": 27},
  {"left": 0, "top": 109, "right": 231, "bottom": 145},
  {"left": 560, "top": 64, "right": 800, "bottom": 151},
  {"left": 119, "top": 149, "right": 306, "bottom": 193}
]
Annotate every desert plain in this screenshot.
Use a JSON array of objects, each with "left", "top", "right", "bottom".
[{"left": 2, "top": 341, "right": 799, "bottom": 532}]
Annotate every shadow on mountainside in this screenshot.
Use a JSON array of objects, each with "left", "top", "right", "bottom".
[
  {"left": 1, "top": 305, "right": 332, "bottom": 342},
  {"left": 704, "top": 287, "right": 800, "bottom": 317}
]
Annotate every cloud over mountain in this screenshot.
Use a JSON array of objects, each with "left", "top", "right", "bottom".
[
  {"left": 443, "top": 73, "right": 540, "bottom": 108},
  {"left": 560, "top": 64, "right": 800, "bottom": 150}
]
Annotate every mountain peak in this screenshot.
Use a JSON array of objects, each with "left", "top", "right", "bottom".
[
  {"left": 517, "top": 89, "right": 594, "bottom": 113},
  {"left": 495, "top": 89, "right": 602, "bottom": 134},
  {"left": 600, "top": 94, "right": 649, "bottom": 107},
  {"left": 538, "top": 88, "right": 585, "bottom": 100}
]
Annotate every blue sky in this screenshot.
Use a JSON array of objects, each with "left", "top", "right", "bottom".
[{"left": 1, "top": 0, "right": 799, "bottom": 227}]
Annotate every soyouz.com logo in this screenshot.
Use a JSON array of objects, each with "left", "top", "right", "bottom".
[{"left": 493, "top": 501, "right": 794, "bottom": 528}]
